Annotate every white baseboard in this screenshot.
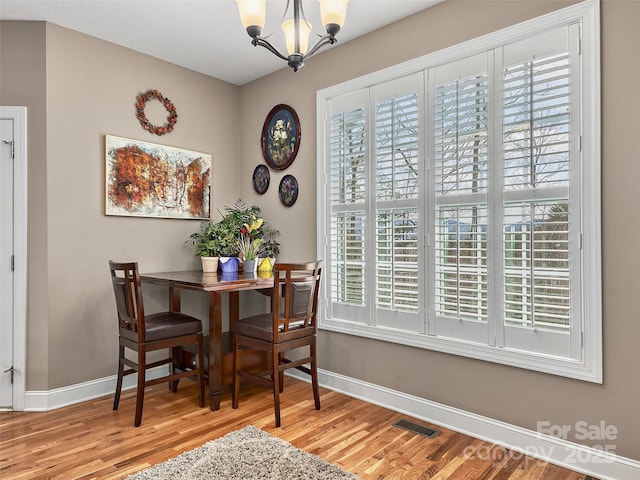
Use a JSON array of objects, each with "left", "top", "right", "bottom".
[
  {"left": 24, "top": 366, "right": 168, "bottom": 412},
  {"left": 287, "top": 368, "right": 640, "bottom": 480},
  {"left": 22, "top": 366, "right": 640, "bottom": 480}
]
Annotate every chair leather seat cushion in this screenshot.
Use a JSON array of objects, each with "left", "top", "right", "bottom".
[
  {"left": 232, "top": 314, "right": 274, "bottom": 341},
  {"left": 143, "top": 312, "right": 202, "bottom": 342},
  {"left": 232, "top": 314, "right": 309, "bottom": 342}
]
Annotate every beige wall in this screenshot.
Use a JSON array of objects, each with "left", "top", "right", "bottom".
[
  {"left": 1, "top": 21, "right": 243, "bottom": 388},
  {"left": 1, "top": 21, "right": 49, "bottom": 388},
  {"left": 240, "top": 0, "right": 640, "bottom": 461},
  {"left": 43, "top": 24, "right": 244, "bottom": 388},
  {"left": 1, "top": 0, "right": 639, "bottom": 462}
]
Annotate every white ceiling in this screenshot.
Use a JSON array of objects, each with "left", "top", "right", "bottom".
[{"left": 0, "top": 0, "right": 442, "bottom": 85}]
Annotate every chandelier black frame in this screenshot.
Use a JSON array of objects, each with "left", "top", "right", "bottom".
[{"left": 237, "top": 0, "right": 348, "bottom": 72}]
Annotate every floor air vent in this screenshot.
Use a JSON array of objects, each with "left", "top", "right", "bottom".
[{"left": 393, "top": 419, "right": 440, "bottom": 439}]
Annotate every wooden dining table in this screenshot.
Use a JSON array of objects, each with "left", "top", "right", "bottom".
[{"left": 140, "top": 269, "right": 274, "bottom": 410}]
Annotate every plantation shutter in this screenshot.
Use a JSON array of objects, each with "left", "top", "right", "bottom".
[
  {"left": 372, "top": 75, "right": 423, "bottom": 331},
  {"left": 499, "top": 25, "right": 582, "bottom": 358},
  {"left": 327, "top": 90, "right": 370, "bottom": 324},
  {"left": 429, "top": 53, "right": 491, "bottom": 344}
]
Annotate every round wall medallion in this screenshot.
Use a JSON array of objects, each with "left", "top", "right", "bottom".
[
  {"left": 252, "top": 164, "right": 270, "bottom": 194},
  {"left": 261, "top": 104, "right": 301, "bottom": 170},
  {"left": 278, "top": 174, "right": 298, "bottom": 207}
]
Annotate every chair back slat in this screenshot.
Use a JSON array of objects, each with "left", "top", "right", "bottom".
[
  {"left": 109, "top": 261, "right": 145, "bottom": 341},
  {"left": 272, "top": 261, "right": 322, "bottom": 339}
]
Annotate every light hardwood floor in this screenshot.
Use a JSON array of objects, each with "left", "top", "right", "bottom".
[{"left": 0, "top": 378, "right": 597, "bottom": 479}]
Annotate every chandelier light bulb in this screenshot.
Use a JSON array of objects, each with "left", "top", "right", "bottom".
[
  {"left": 319, "top": 0, "right": 349, "bottom": 35},
  {"left": 236, "top": 0, "right": 266, "bottom": 31},
  {"left": 282, "top": 18, "right": 312, "bottom": 55}
]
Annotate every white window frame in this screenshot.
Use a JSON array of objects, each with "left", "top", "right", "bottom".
[{"left": 317, "top": 0, "right": 601, "bottom": 383}]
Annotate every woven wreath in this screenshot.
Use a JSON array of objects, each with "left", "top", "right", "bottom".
[{"left": 135, "top": 89, "right": 178, "bottom": 135}]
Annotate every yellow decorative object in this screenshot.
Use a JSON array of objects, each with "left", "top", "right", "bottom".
[
  {"left": 257, "top": 269, "right": 273, "bottom": 279},
  {"left": 258, "top": 257, "right": 274, "bottom": 272}
]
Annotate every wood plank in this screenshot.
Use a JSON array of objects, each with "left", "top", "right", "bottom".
[{"left": 0, "top": 378, "right": 594, "bottom": 479}]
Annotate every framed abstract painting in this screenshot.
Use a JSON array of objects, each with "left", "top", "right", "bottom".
[{"left": 105, "top": 135, "right": 211, "bottom": 219}]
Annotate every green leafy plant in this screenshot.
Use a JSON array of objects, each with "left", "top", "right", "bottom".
[
  {"left": 212, "top": 219, "right": 239, "bottom": 257},
  {"left": 221, "top": 199, "right": 279, "bottom": 253},
  {"left": 258, "top": 239, "right": 280, "bottom": 259},
  {"left": 188, "top": 220, "right": 226, "bottom": 257},
  {"left": 188, "top": 199, "right": 280, "bottom": 258},
  {"left": 237, "top": 236, "right": 262, "bottom": 261}
]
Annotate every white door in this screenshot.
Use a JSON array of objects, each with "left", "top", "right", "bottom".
[
  {"left": 0, "top": 106, "right": 26, "bottom": 411},
  {"left": 0, "top": 117, "right": 14, "bottom": 409}
]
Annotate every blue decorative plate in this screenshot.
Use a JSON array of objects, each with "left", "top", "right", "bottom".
[
  {"left": 278, "top": 175, "right": 298, "bottom": 207},
  {"left": 252, "top": 164, "right": 269, "bottom": 194}
]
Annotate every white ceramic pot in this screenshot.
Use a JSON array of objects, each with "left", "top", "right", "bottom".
[{"left": 200, "top": 256, "right": 219, "bottom": 273}]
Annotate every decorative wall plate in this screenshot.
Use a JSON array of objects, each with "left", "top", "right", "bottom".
[
  {"left": 252, "top": 164, "right": 270, "bottom": 194},
  {"left": 261, "top": 104, "right": 301, "bottom": 170},
  {"left": 278, "top": 174, "right": 298, "bottom": 207}
]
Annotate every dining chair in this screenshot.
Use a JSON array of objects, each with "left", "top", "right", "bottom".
[
  {"left": 232, "top": 261, "right": 323, "bottom": 427},
  {"left": 108, "top": 260, "right": 205, "bottom": 427}
]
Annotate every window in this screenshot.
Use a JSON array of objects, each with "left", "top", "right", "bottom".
[{"left": 318, "top": 1, "right": 601, "bottom": 382}]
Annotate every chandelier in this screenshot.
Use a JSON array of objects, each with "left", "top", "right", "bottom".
[{"left": 236, "top": 0, "right": 349, "bottom": 72}]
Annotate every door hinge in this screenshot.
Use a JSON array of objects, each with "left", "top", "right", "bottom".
[
  {"left": 2, "top": 140, "right": 14, "bottom": 159},
  {"left": 3, "top": 366, "right": 16, "bottom": 384}
]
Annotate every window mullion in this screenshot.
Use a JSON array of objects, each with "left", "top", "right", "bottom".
[
  {"left": 426, "top": 69, "right": 437, "bottom": 336},
  {"left": 488, "top": 48, "right": 502, "bottom": 348},
  {"left": 366, "top": 90, "right": 376, "bottom": 326}
]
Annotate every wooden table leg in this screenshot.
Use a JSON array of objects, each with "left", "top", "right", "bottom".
[
  {"left": 229, "top": 291, "right": 240, "bottom": 324},
  {"left": 208, "top": 291, "right": 223, "bottom": 410},
  {"left": 169, "top": 286, "right": 181, "bottom": 312},
  {"left": 168, "top": 287, "right": 181, "bottom": 392}
]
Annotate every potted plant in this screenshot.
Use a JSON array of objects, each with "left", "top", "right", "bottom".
[
  {"left": 188, "top": 220, "right": 226, "bottom": 272},
  {"left": 257, "top": 239, "right": 280, "bottom": 271},
  {"left": 216, "top": 217, "right": 242, "bottom": 273},
  {"left": 225, "top": 199, "right": 280, "bottom": 243},
  {"left": 237, "top": 236, "right": 262, "bottom": 273},
  {"left": 188, "top": 199, "right": 280, "bottom": 274},
  {"left": 221, "top": 199, "right": 280, "bottom": 273}
]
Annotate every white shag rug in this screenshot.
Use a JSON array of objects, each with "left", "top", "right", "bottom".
[{"left": 125, "top": 425, "right": 361, "bottom": 479}]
